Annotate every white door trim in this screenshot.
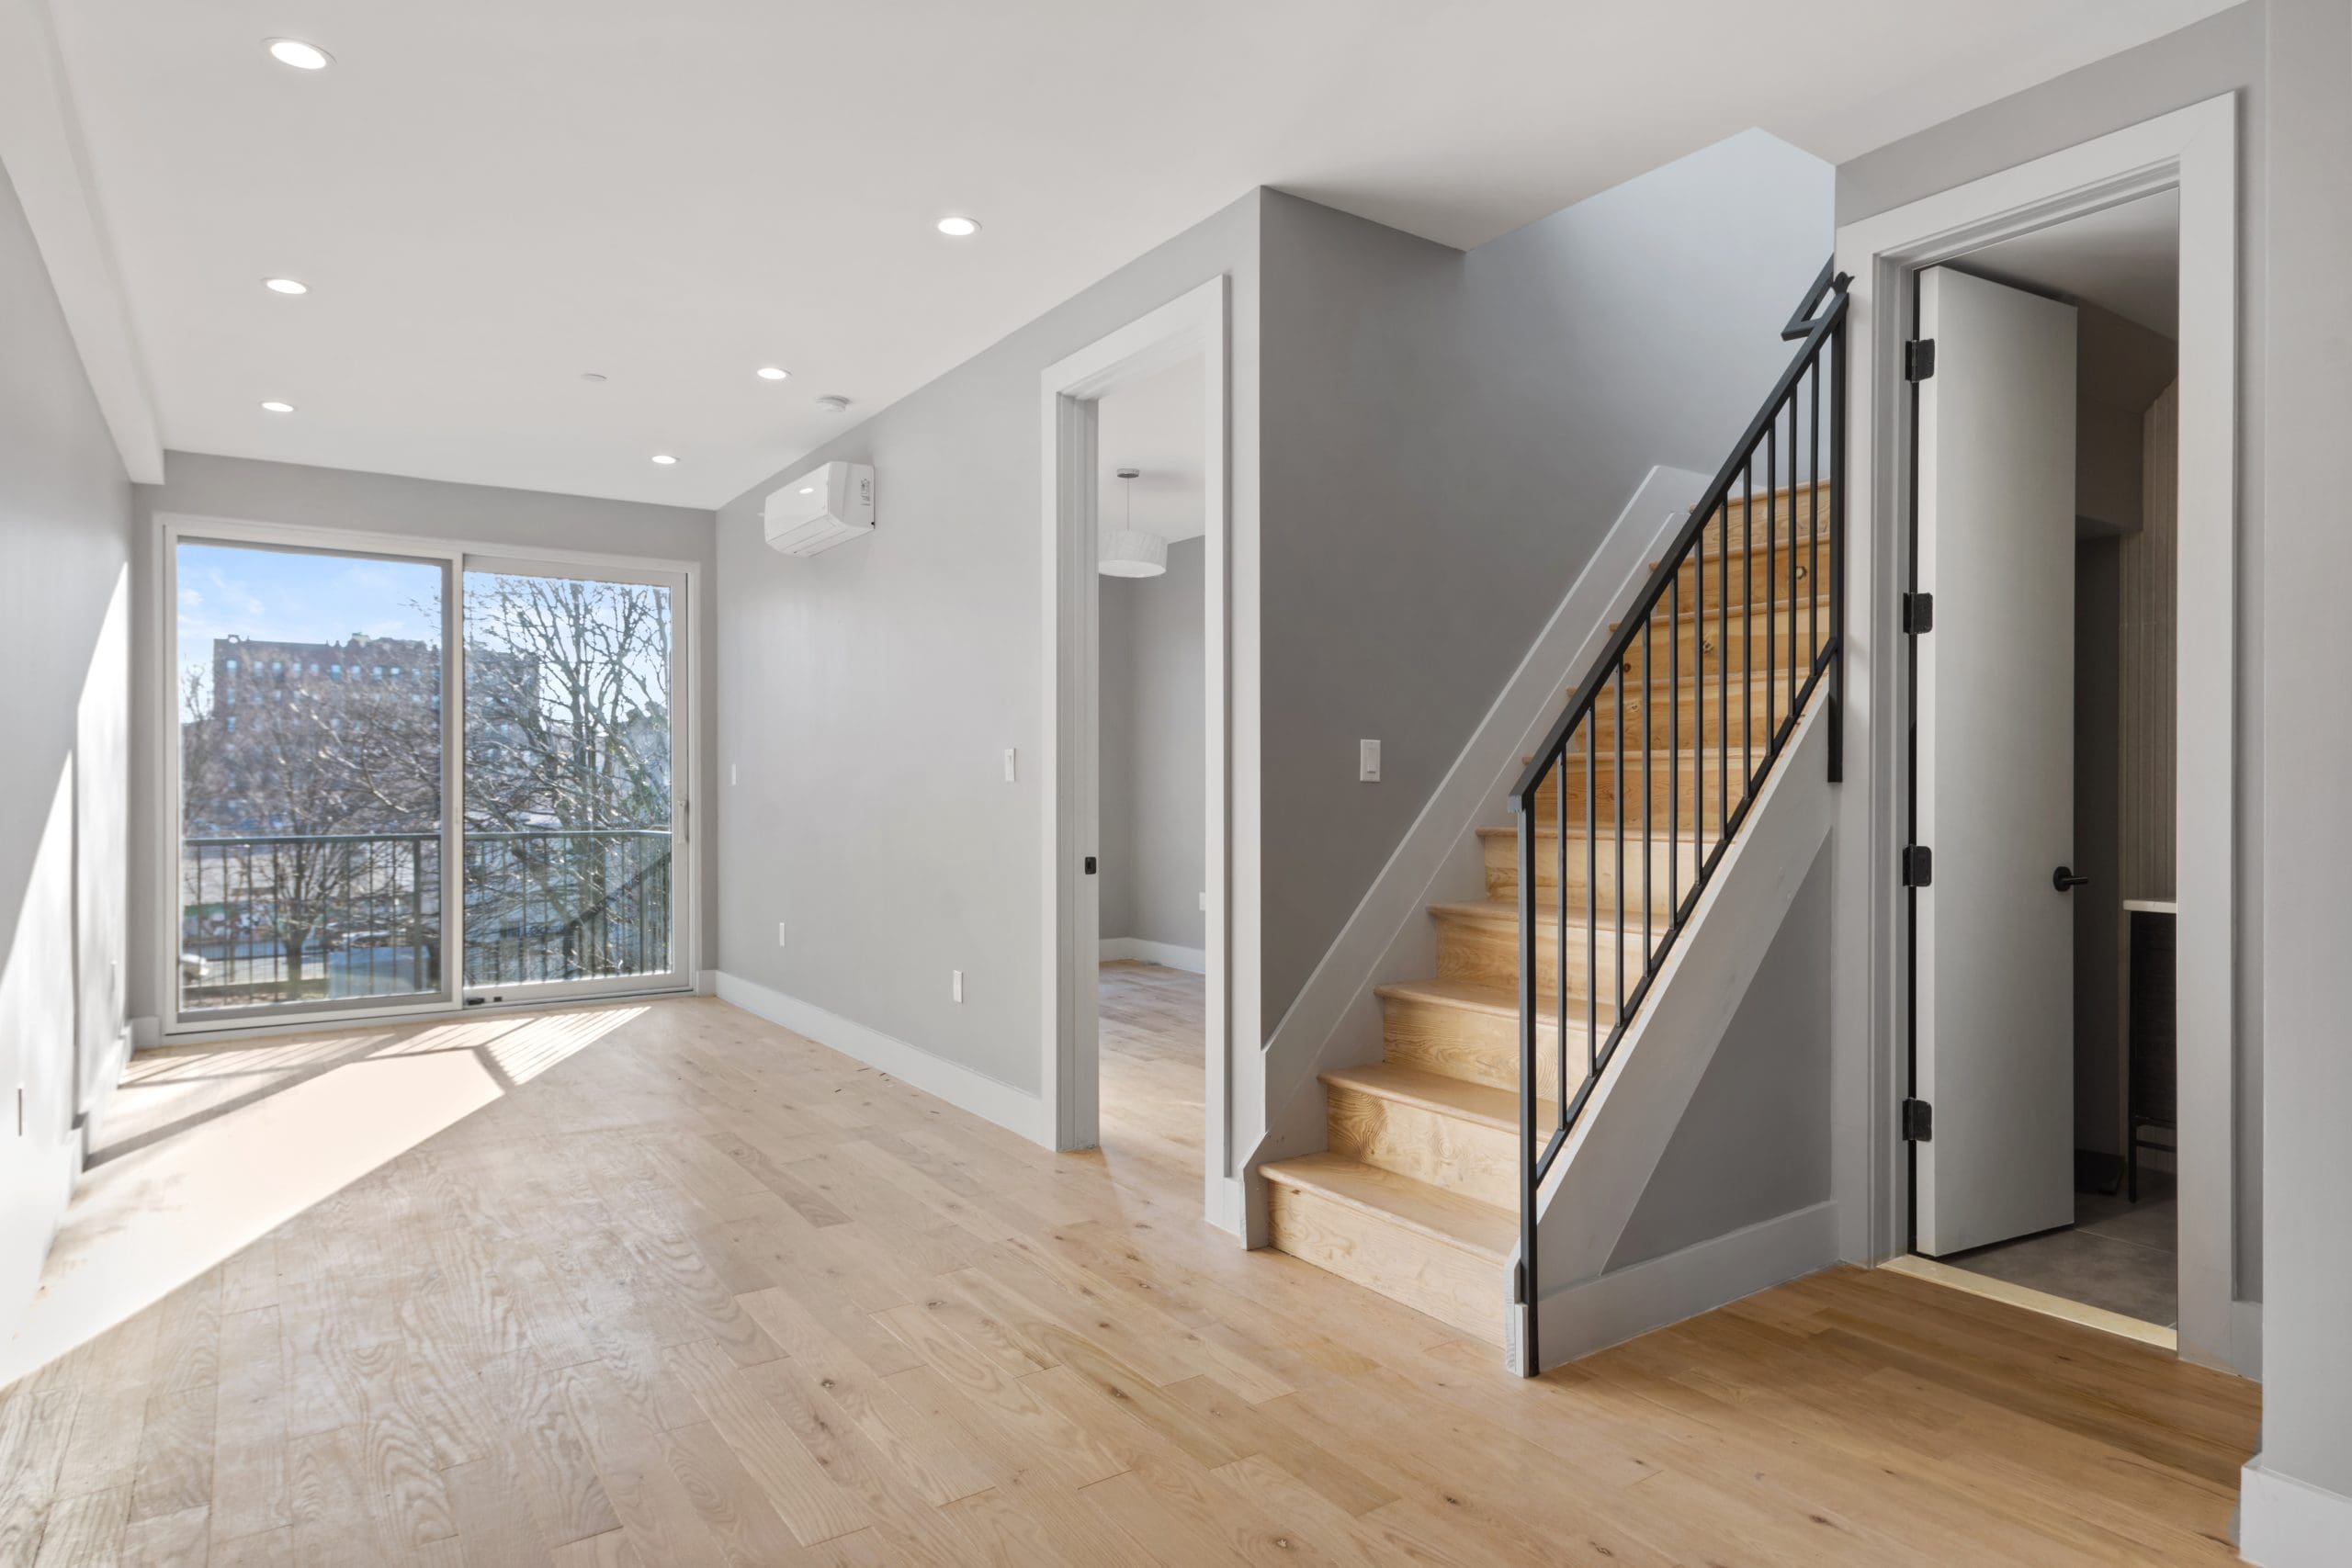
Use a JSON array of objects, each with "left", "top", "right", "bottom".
[
  {"left": 1829, "top": 92, "right": 2244, "bottom": 1371},
  {"left": 1039, "top": 276, "right": 1240, "bottom": 1229},
  {"left": 153, "top": 511, "right": 702, "bottom": 1040}
]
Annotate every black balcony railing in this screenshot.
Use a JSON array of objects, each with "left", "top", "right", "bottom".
[
  {"left": 461, "top": 828, "right": 673, "bottom": 987},
  {"left": 178, "top": 827, "right": 673, "bottom": 1011}
]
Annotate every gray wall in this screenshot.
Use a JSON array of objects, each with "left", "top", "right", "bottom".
[
  {"left": 129, "top": 453, "right": 719, "bottom": 1023},
  {"left": 1100, "top": 537, "right": 1205, "bottom": 953},
  {"left": 2253, "top": 0, "right": 2352, "bottom": 1505},
  {"left": 712, "top": 192, "right": 1261, "bottom": 1097},
  {"left": 0, "top": 159, "right": 135, "bottom": 1323},
  {"left": 1258, "top": 130, "right": 1835, "bottom": 1029},
  {"left": 1834, "top": 0, "right": 2267, "bottom": 1302},
  {"left": 1608, "top": 847, "right": 1834, "bottom": 1269}
]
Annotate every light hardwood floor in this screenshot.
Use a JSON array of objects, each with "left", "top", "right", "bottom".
[{"left": 0, "top": 973, "right": 2255, "bottom": 1565}]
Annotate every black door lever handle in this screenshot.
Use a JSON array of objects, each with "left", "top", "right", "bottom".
[{"left": 2052, "top": 865, "right": 2089, "bottom": 892}]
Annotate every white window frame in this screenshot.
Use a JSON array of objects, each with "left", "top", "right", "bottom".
[{"left": 154, "top": 512, "right": 700, "bottom": 1039}]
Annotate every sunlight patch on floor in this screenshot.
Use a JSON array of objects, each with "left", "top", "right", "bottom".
[{"left": 2, "top": 1005, "right": 642, "bottom": 1385}]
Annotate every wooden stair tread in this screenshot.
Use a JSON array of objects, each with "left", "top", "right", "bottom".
[
  {"left": 1428, "top": 897, "right": 1657, "bottom": 931},
  {"left": 1319, "top": 1062, "right": 1555, "bottom": 1134},
  {"left": 1475, "top": 824, "right": 1702, "bottom": 845},
  {"left": 1609, "top": 592, "right": 1828, "bottom": 633},
  {"left": 1374, "top": 976, "right": 1616, "bottom": 1026},
  {"left": 1259, "top": 1153, "right": 1515, "bottom": 1259}
]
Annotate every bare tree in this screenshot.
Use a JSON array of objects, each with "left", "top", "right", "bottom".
[{"left": 460, "top": 575, "right": 673, "bottom": 980}]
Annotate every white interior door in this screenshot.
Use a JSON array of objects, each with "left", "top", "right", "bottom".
[{"left": 1914, "top": 265, "right": 2079, "bottom": 1258}]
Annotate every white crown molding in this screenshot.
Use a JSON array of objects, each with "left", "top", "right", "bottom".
[{"left": 0, "top": 0, "right": 164, "bottom": 483}]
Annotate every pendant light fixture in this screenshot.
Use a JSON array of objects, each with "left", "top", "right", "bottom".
[{"left": 1099, "top": 467, "right": 1167, "bottom": 578}]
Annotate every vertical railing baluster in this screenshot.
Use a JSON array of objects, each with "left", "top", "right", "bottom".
[
  {"left": 1555, "top": 750, "right": 1566, "bottom": 1118},
  {"left": 1641, "top": 616, "right": 1653, "bottom": 972},
  {"left": 1585, "top": 720, "right": 1596, "bottom": 1084},
  {"left": 1670, "top": 570, "right": 1680, "bottom": 919},
  {"left": 1717, "top": 498, "right": 1729, "bottom": 852},
  {"left": 1811, "top": 358, "right": 1822, "bottom": 677},
  {"left": 1829, "top": 313, "right": 1847, "bottom": 780},
  {"left": 1789, "top": 368, "right": 1802, "bottom": 727},
  {"left": 1743, "top": 454, "right": 1755, "bottom": 801},
  {"left": 1612, "top": 665, "right": 1624, "bottom": 1025},
  {"left": 1516, "top": 776, "right": 1537, "bottom": 1373},
  {"left": 1768, "top": 405, "right": 1779, "bottom": 753}
]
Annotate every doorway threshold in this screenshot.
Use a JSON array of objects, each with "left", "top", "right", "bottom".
[{"left": 1880, "top": 1254, "right": 2177, "bottom": 1352}]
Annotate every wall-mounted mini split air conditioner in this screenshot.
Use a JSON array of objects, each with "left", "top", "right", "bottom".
[{"left": 764, "top": 461, "right": 875, "bottom": 556}]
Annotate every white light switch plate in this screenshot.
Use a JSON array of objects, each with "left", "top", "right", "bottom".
[
  {"left": 952, "top": 969, "right": 965, "bottom": 1003},
  {"left": 1359, "top": 739, "right": 1381, "bottom": 783}
]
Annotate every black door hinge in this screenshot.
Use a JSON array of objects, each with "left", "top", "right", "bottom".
[
  {"left": 1901, "top": 845, "right": 1933, "bottom": 888},
  {"left": 1905, "top": 338, "right": 1937, "bottom": 381},
  {"left": 1901, "top": 1099, "right": 1934, "bottom": 1142},
  {"left": 1902, "top": 591, "right": 1934, "bottom": 634},
  {"left": 1084, "top": 855, "right": 1098, "bottom": 875}
]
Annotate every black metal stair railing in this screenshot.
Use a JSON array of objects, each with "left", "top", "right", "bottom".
[{"left": 1510, "top": 262, "right": 1849, "bottom": 1372}]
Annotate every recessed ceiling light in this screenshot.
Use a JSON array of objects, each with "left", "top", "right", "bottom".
[
  {"left": 756, "top": 367, "right": 790, "bottom": 381},
  {"left": 266, "top": 39, "right": 332, "bottom": 71},
  {"left": 264, "top": 277, "right": 308, "bottom": 295},
  {"left": 650, "top": 454, "right": 677, "bottom": 466},
  {"left": 797, "top": 486, "right": 814, "bottom": 495},
  {"left": 935, "top": 216, "right": 980, "bottom": 238},
  {"left": 260, "top": 400, "right": 295, "bottom": 413}
]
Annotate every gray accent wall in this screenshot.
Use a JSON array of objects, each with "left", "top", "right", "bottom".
[
  {"left": 1257, "top": 130, "right": 1835, "bottom": 1029},
  {"left": 128, "top": 452, "right": 719, "bottom": 1024},
  {"left": 0, "top": 158, "right": 135, "bottom": 1324},
  {"left": 712, "top": 192, "right": 1262, "bottom": 1097},
  {"left": 2254, "top": 0, "right": 2352, "bottom": 1506},
  {"left": 1100, "top": 536, "right": 1206, "bottom": 953},
  {"left": 1834, "top": 0, "right": 2268, "bottom": 1305},
  {"left": 1608, "top": 847, "right": 1833, "bottom": 1270}
]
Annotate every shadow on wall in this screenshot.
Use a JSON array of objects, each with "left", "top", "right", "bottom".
[
  {"left": 0, "top": 565, "right": 130, "bottom": 1338},
  {"left": 0, "top": 1004, "right": 643, "bottom": 1387}
]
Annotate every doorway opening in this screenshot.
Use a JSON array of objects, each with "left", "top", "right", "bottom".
[
  {"left": 1039, "top": 276, "right": 1234, "bottom": 1228},
  {"left": 1898, "top": 192, "right": 2184, "bottom": 1337},
  {"left": 1094, "top": 359, "right": 1211, "bottom": 1181}
]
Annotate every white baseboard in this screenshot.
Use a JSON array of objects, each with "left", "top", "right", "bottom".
[
  {"left": 713, "top": 972, "right": 1052, "bottom": 1147},
  {"left": 695, "top": 969, "right": 718, "bottom": 997},
  {"left": 1097, "top": 938, "right": 1206, "bottom": 974},
  {"left": 2241, "top": 1457, "right": 2352, "bottom": 1567},
  {"left": 1248, "top": 465, "right": 1711, "bottom": 1174},
  {"left": 1526, "top": 1200, "right": 1838, "bottom": 1371}
]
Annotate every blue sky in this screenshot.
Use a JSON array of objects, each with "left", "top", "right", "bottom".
[{"left": 175, "top": 542, "right": 442, "bottom": 697}]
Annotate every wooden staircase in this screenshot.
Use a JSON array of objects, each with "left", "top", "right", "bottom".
[{"left": 1259, "top": 485, "right": 1831, "bottom": 1344}]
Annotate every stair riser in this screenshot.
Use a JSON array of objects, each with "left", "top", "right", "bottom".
[
  {"left": 1659, "top": 543, "right": 1832, "bottom": 611},
  {"left": 1698, "top": 489, "right": 1831, "bottom": 555},
  {"left": 1586, "top": 674, "right": 1812, "bottom": 751},
  {"left": 1601, "top": 603, "right": 1828, "bottom": 681},
  {"left": 1324, "top": 1085, "right": 1519, "bottom": 1211},
  {"left": 1263, "top": 1179, "right": 1505, "bottom": 1346},
  {"left": 1481, "top": 834, "right": 1695, "bottom": 912},
  {"left": 1533, "top": 760, "right": 1735, "bottom": 826},
  {"left": 1434, "top": 910, "right": 1651, "bottom": 1001},
  {"left": 1378, "top": 991, "right": 1569, "bottom": 1099}
]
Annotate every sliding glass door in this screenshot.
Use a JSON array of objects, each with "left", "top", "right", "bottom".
[
  {"left": 458, "top": 559, "right": 684, "bottom": 998},
  {"left": 173, "top": 538, "right": 453, "bottom": 1020},
  {"left": 166, "top": 527, "right": 691, "bottom": 1032}
]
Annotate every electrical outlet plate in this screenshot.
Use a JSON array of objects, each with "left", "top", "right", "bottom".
[{"left": 951, "top": 969, "right": 965, "bottom": 1003}]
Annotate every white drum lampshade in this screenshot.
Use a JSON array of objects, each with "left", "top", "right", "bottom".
[
  {"left": 1100, "top": 528, "right": 1167, "bottom": 577},
  {"left": 1099, "top": 465, "right": 1168, "bottom": 578}
]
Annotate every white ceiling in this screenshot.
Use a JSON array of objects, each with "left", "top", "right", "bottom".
[
  {"left": 38, "top": 0, "right": 2235, "bottom": 508},
  {"left": 1955, "top": 188, "right": 2180, "bottom": 338},
  {"left": 1097, "top": 355, "right": 1204, "bottom": 546}
]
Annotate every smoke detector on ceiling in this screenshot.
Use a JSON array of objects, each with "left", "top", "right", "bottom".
[{"left": 814, "top": 394, "right": 852, "bottom": 414}]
